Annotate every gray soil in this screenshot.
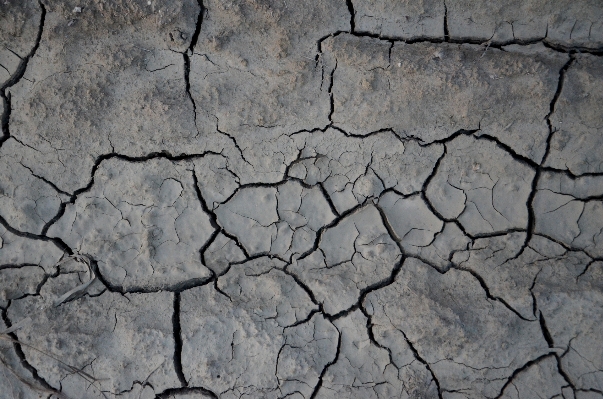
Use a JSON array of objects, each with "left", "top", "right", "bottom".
[{"left": 1, "top": 1, "right": 603, "bottom": 398}]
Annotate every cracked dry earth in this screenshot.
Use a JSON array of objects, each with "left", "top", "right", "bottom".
[{"left": 1, "top": 1, "right": 603, "bottom": 399}]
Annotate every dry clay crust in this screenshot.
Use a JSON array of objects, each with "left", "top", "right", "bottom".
[{"left": 1, "top": 0, "right": 603, "bottom": 398}]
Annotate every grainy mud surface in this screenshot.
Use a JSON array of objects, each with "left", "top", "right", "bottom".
[{"left": 1, "top": 1, "right": 603, "bottom": 398}]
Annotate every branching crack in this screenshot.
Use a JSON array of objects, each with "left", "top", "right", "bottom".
[
  {"left": 309, "top": 327, "right": 341, "bottom": 398},
  {"left": 520, "top": 55, "right": 576, "bottom": 258},
  {"left": 493, "top": 353, "right": 559, "bottom": 399}
]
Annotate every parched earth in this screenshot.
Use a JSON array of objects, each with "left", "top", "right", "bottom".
[{"left": 1, "top": 0, "right": 603, "bottom": 398}]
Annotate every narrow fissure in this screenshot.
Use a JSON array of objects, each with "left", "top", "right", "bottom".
[
  {"left": 524, "top": 55, "right": 575, "bottom": 250},
  {"left": 156, "top": 386, "right": 219, "bottom": 399},
  {"left": 494, "top": 353, "right": 558, "bottom": 399},
  {"left": 190, "top": 0, "right": 205, "bottom": 50},
  {"left": 182, "top": 0, "right": 205, "bottom": 138},
  {"left": 454, "top": 265, "right": 534, "bottom": 321},
  {"left": 1, "top": 305, "right": 59, "bottom": 394},
  {"left": 539, "top": 311, "right": 555, "bottom": 348},
  {"left": 398, "top": 328, "right": 444, "bottom": 399},
  {"left": 345, "top": 0, "right": 356, "bottom": 33},
  {"left": 341, "top": 28, "right": 603, "bottom": 57},
  {"left": 543, "top": 56, "right": 575, "bottom": 165},
  {"left": 309, "top": 328, "right": 341, "bottom": 399},
  {"left": 173, "top": 292, "right": 187, "bottom": 387},
  {"left": 0, "top": 213, "right": 71, "bottom": 255},
  {"left": 443, "top": 1, "right": 449, "bottom": 41},
  {"left": 327, "top": 61, "right": 337, "bottom": 123},
  {"left": 0, "top": 1, "right": 46, "bottom": 147}
]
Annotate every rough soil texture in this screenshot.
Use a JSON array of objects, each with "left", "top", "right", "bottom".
[{"left": 1, "top": 1, "right": 602, "bottom": 398}]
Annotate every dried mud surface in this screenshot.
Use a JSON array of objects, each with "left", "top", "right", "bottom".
[{"left": 1, "top": 1, "right": 603, "bottom": 398}]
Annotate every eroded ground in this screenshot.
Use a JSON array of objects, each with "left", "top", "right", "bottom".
[{"left": 1, "top": 0, "right": 603, "bottom": 398}]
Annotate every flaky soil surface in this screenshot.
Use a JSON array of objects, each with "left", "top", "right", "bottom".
[{"left": 1, "top": 1, "right": 603, "bottom": 398}]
